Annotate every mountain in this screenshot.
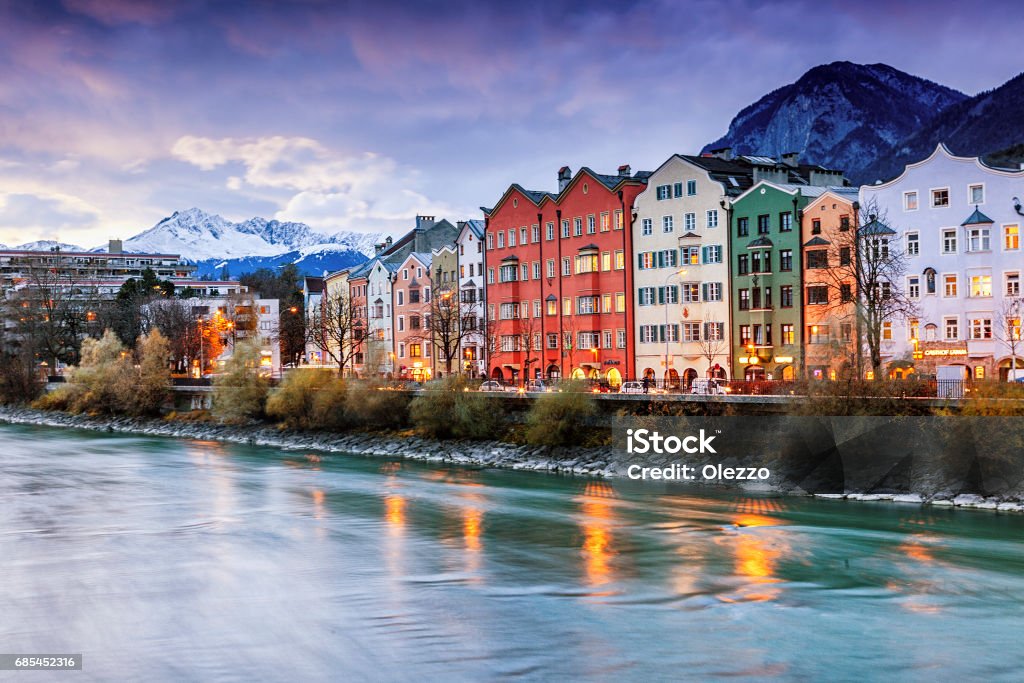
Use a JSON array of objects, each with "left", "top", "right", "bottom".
[
  {"left": 14, "top": 240, "right": 85, "bottom": 252},
  {"left": 192, "top": 245, "right": 374, "bottom": 280},
  {"left": 860, "top": 72, "right": 1024, "bottom": 182},
  {"left": 703, "top": 62, "right": 968, "bottom": 183}
]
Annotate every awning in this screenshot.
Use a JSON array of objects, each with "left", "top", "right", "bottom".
[{"left": 502, "top": 363, "right": 521, "bottom": 370}]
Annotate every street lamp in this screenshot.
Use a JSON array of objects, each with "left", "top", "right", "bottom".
[{"left": 663, "top": 268, "right": 687, "bottom": 386}]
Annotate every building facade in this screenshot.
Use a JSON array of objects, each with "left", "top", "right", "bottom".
[
  {"left": 429, "top": 244, "right": 459, "bottom": 377},
  {"left": 860, "top": 144, "right": 1024, "bottom": 381},
  {"left": 455, "top": 220, "right": 487, "bottom": 377},
  {"left": 484, "top": 165, "right": 648, "bottom": 386},
  {"left": 392, "top": 252, "right": 433, "bottom": 381},
  {"left": 366, "top": 259, "right": 397, "bottom": 377}
]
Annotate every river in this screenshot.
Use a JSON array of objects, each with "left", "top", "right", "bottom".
[{"left": 1, "top": 424, "right": 1022, "bottom": 681}]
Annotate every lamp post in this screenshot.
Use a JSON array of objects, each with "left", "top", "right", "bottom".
[{"left": 663, "top": 268, "right": 687, "bottom": 387}]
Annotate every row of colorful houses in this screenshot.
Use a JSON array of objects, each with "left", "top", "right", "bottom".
[{"left": 308, "top": 143, "right": 1024, "bottom": 385}]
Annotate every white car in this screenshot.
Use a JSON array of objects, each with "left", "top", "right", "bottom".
[
  {"left": 619, "top": 381, "right": 647, "bottom": 394},
  {"left": 478, "top": 381, "right": 506, "bottom": 392},
  {"left": 690, "top": 378, "right": 728, "bottom": 395}
]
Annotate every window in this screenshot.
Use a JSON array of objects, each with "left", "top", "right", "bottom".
[
  {"left": 870, "top": 237, "right": 889, "bottom": 260},
  {"left": 577, "top": 296, "right": 599, "bottom": 314},
  {"left": 547, "top": 333, "right": 558, "bottom": 349},
  {"left": 779, "top": 212, "right": 792, "bottom": 232},
  {"left": 397, "top": 290, "right": 405, "bottom": 306},
  {"left": 546, "top": 299, "right": 557, "bottom": 316},
  {"left": 641, "top": 218, "right": 653, "bottom": 236},
  {"left": 684, "top": 213, "right": 696, "bottom": 231},
  {"left": 752, "top": 250, "right": 770, "bottom": 273},
  {"left": 908, "top": 276, "right": 920, "bottom": 299},
  {"left": 497, "top": 232, "right": 505, "bottom": 248},
  {"left": 882, "top": 322, "right": 893, "bottom": 341},
  {"left": 602, "top": 252, "right": 611, "bottom": 271},
  {"left": 682, "top": 322, "right": 700, "bottom": 342},
  {"left": 531, "top": 225, "right": 540, "bottom": 242},
  {"left": 640, "top": 325, "right": 657, "bottom": 343},
  {"left": 904, "top": 191, "right": 918, "bottom": 211},
  {"left": 486, "top": 233, "right": 494, "bottom": 249},
  {"left": 780, "top": 249, "right": 793, "bottom": 271},
  {"left": 499, "top": 303, "right": 518, "bottom": 319},
  {"left": 737, "top": 255, "right": 749, "bottom": 275},
  {"left": 587, "top": 216, "right": 596, "bottom": 234},
  {"left": 1009, "top": 318, "right": 1022, "bottom": 342},
  {"left": 681, "top": 246, "right": 700, "bottom": 265},
  {"left": 563, "top": 298, "right": 571, "bottom": 315},
  {"left": 615, "top": 250, "right": 624, "bottom": 269},
  {"left": 706, "top": 210, "right": 719, "bottom": 228},
  {"left": 500, "top": 336, "right": 517, "bottom": 353},
  {"left": 686, "top": 180, "right": 697, "bottom": 196},
  {"left": 942, "top": 229, "right": 957, "bottom": 254},
  {"left": 840, "top": 246, "right": 851, "bottom": 266},
  {"left": 1007, "top": 272, "right": 1020, "bottom": 296},
  {"left": 499, "top": 264, "right": 518, "bottom": 283},
  {"left": 970, "top": 318, "right": 993, "bottom": 340},
  {"left": 659, "top": 249, "right": 678, "bottom": 268},
  {"left": 807, "top": 325, "right": 829, "bottom": 344},
  {"left": 944, "top": 317, "right": 959, "bottom": 340},
  {"left": 907, "top": 232, "right": 919, "bottom": 256},
  {"left": 663, "top": 325, "right": 679, "bottom": 343},
  {"left": 702, "top": 245, "right": 722, "bottom": 263},
  {"left": 487, "top": 267, "right": 494, "bottom": 284},
  {"left": 521, "top": 263, "right": 529, "bottom": 281},
  {"left": 574, "top": 253, "right": 599, "bottom": 274},
  {"left": 508, "top": 229, "right": 516, "bottom": 247},
  {"left": 546, "top": 222, "right": 555, "bottom": 240},
  {"left": 410, "top": 343, "right": 422, "bottom": 357},
  {"left": 807, "top": 250, "right": 828, "bottom": 269},
  {"left": 811, "top": 218, "right": 821, "bottom": 235},
  {"left": 616, "top": 329, "right": 626, "bottom": 348},
  {"left": 781, "top": 324, "right": 794, "bottom": 345},
  {"left": 1005, "top": 225, "right": 1020, "bottom": 250},
  {"left": 969, "top": 184, "right": 984, "bottom": 204},
  {"left": 673, "top": 182, "right": 683, "bottom": 198},
  {"left": 603, "top": 330, "right": 613, "bottom": 349},
  {"left": 703, "top": 322, "right": 724, "bottom": 341},
  {"left": 410, "top": 288, "right": 421, "bottom": 303},
  {"left": 562, "top": 257, "right": 571, "bottom": 276},
  {"left": 780, "top": 285, "right": 793, "bottom": 308},
  {"left": 702, "top": 282, "right": 722, "bottom": 301},
  {"left": 739, "top": 325, "right": 751, "bottom": 346},
  {"left": 656, "top": 185, "right": 671, "bottom": 200},
  {"left": 639, "top": 288, "right": 655, "bottom": 309},
  {"left": 932, "top": 188, "right": 949, "bottom": 208},
  {"left": 757, "top": 214, "right": 770, "bottom": 234},
  {"left": 739, "top": 289, "right": 750, "bottom": 310},
  {"left": 616, "top": 292, "right": 625, "bottom": 312},
  {"left": 968, "top": 227, "right": 991, "bottom": 252},
  {"left": 909, "top": 319, "right": 919, "bottom": 340},
  {"left": 397, "top": 316, "right": 404, "bottom": 332},
  {"left": 737, "top": 217, "right": 749, "bottom": 237},
  {"left": 839, "top": 215, "right": 850, "bottom": 232},
  {"left": 662, "top": 216, "right": 674, "bottom": 233},
  {"left": 532, "top": 261, "right": 541, "bottom": 279},
  {"left": 601, "top": 212, "right": 610, "bottom": 232},
  {"left": 970, "top": 274, "right": 992, "bottom": 297},
  {"left": 573, "top": 218, "right": 583, "bottom": 236},
  {"left": 578, "top": 332, "right": 600, "bottom": 350},
  {"left": 561, "top": 220, "right": 570, "bottom": 238},
  {"left": 602, "top": 293, "right": 612, "bottom": 313},
  {"left": 807, "top": 286, "right": 829, "bottom": 305},
  {"left": 943, "top": 274, "right": 958, "bottom": 297},
  {"left": 615, "top": 210, "right": 623, "bottom": 230},
  {"left": 681, "top": 282, "right": 700, "bottom": 303},
  {"left": 546, "top": 259, "right": 555, "bottom": 278}
]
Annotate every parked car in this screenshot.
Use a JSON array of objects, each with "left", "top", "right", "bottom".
[
  {"left": 620, "top": 381, "right": 646, "bottom": 394},
  {"left": 478, "top": 381, "right": 506, "bottom": 392},
  {"left": 526, "top": 379, "right": 554, "bottom": 392},
  {"left": 690, "top": 378, "right": 729, "bottom": 395}
]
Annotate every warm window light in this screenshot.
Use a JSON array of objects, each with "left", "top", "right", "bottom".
[{"left": 975, "top": 366, "right": 985, "bottom": 379}]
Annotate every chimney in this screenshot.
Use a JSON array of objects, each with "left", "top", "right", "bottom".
[
  {"left": 709, "top": 147, "right": 733, "bottom": 161},
  {"left": 557, "top": 166, "right": 572, "bottom": 192},
  {"left": 617, "top": 164, "right": 631, "bottom": 177},
  {"left": 374, "top": 243, "right": 384, "bottom": 254},
  {"left": 108, "top": 239, "right": 123, "bottom": 254},
  {"left": 781, "top": 151, "right": 800, "bottom": 167},
  {"left": 385, "top": 236, "right": 393, "bottom": 247},
  {"left": 415, "top": 215, "right": 436, "bottom": 230}
]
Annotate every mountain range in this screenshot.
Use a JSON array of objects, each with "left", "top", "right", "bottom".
[
  {"left": 703, "top": 61, "right": 1024, "bottom": 183},
  {"left": 1, "top": 209, "right": 383, "bottom": 278}
]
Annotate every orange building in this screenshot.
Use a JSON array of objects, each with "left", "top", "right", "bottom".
[
  {"left": 392, "top": 252, "right": 433, "bottom": 381},
  {"left": 801, "top": 188, "right": 860, "bottom": 379}
]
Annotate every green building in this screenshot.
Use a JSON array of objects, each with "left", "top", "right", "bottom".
[{"left": 729, "top": 181, "right": 825, "bottom": 381}]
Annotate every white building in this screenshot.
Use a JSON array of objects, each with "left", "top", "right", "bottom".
[
  {"left": 861, "top": 143, "right": 1024, "bottom": 381},
  {"left": 455, "top": 219, "right": 487, "bottom": 376},
  {"left": 188, "top": 296, "right": 281, "bottom": 376},
  {"left": 631, "top": 155, "right": 737, "bottom": 386},
  {"left": 366, "top": 258, "right": 398, "bottom": 376}
]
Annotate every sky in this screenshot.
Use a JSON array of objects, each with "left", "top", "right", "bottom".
[{"left": 0, "top": 0, "right": 1022, "bottom": 248}]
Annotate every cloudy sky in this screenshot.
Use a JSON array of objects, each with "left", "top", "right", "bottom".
[{"left": 0, "top": 0, "right": 1021, "bottom": 247}]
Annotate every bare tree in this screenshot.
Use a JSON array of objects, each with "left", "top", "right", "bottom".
[
  {"left": 995, "top": 296, "right": 1023, "bottom": 380},
  {"left": 695, "top": 310, "right": 728, "bottom": 376},
  {"left": 414, "top": 284, "right": 477, "bottom": 376},
  {"left": 146, "top": 298, "right": 202, "bottom": 373},
  {"left": 811, "top": 199, "right": 918, "bottom": 380},
  {"left": 515, "top": 313, "right": 542, "bottom": 383},
  {"left": 307, "top": 289, "right": 361, "bottom": 374}
]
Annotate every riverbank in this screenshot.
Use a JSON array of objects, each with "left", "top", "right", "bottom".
[{"left": 0, "top": 406, "right": 1021, "bottom": 513}]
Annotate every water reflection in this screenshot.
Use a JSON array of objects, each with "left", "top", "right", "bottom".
[{"left": 577, "top": 482, "right": 617, "bottom": 588}]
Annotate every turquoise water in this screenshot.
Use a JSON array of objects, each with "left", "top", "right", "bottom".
[{"left": 1, "top": 424, "right": 1022, "bottom": 681}]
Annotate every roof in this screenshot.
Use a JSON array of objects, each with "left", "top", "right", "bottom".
[
  {"left": 303, "top": 276, "right": 324, "bottom": 293},
  {"left": 0, "top": 248, "right": 185, "bottom": 260},
  {"left": 961, "top": 207, "right": 994, "bottom": 225},
  {"left": 463, "top": 219, "right": 485, "bottom": 239},
  {"left": 803, "top": 236, "right": 831, "bottom": 247},
  {"left": 746, "top": 236, "right": 774, "bottom": 249},
  {"left": 860, "top": 217, "right": 896, "bottom": 236},
  {"left": 676, "top": 155, "right": 846, "bottom": 196}
]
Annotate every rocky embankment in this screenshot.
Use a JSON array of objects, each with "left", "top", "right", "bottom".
[{"left": 0, "top": 406, "right": 1020, "bottom": 513}]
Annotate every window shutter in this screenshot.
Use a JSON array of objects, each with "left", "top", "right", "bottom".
[
  {"left": 658, "top": 287, "right": 665, "bottom": 305},
  {"left": 659, "top": 325, "right": 666, "bottom": 343},
  {"left": 657, "top": 251, "right": 665, "bottom": 268},
  {"left": 637, "top": 253, "right": 644, "bottom": 269}
]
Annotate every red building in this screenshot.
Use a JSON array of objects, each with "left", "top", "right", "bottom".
[{"left": 483, "top": 165, "right": 648, "bottom": 386}]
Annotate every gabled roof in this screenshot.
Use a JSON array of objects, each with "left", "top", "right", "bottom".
[
  {"left": 459, "top": 219, "right": 485, "bottom": 240},
  {"left": 461, "top": 279, "right": 478, "bottom": 289},
  {"left": 961, "top": 207, "right": 994, "bottom": 226},
  {"left": 501, "top": 254, "right": 520, "bottom": 262},
  {"left": 679, "top": 231, "right": 701, "bottom": 239},
  {"left": 867, "top": 142, "right": 1024, "bottom": 189},
  {"left": 860, "top": 216, "right": 896, "bottom": 235},
  {"left": 578, "top": 243, "right": 600, "bottom": 251},
  {"left": 746, "top": 236, "right": 774, "bottom": 249},
  {"left": 486, "top": 166, "right": 650, "bottom": 216},
  {"left": 803, "top": 236, "right": 831, "bottom": 247}
]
